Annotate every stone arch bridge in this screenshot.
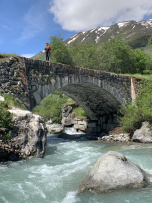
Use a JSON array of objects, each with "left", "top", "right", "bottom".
[{"left": 0, "top": 57, "right": 140, "bottom": 132}]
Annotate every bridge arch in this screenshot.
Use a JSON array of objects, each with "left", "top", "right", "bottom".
[{"left": 0, "top": 57, "right": 140, "bottom": 131}]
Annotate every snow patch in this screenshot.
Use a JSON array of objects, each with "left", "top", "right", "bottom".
[
  {"left": 67, "top": 34, "right": 78, "bottom": 44},
  {"left": 117, "top": 22, "right": 128, "bottom": 28},
  {"left": 81, "top": 37, "right": 86, "bottom": 42},
  {"left": 95, "top": 36, "right": 100, "bottom": 43},
  {"left": 101, "top": 27, "right": 110, "bottom": 31},
  {"left": 140, "top": 19, "right": 152, "bottom": 27},
  {"left": 90, "top": 29, "right": 96, "bottom": 33}
]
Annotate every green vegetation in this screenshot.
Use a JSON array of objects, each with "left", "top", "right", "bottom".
[
  {"left": 127, "top": 35, "right": 151, "bottom": 49},
  {"left": 68, "top": 38, "right": 152, "bottom": 75},
  {"left": 32, "top": 91, "right": 87, "bottom": 123},
  {"left": 120, "top": 81, "right": 152, "bottom": 135},
  {"left": 49, "top": 35, "right": 73, "bottom": 65},
  {"left": 32, "top": 35, "right": 152, "bottom": 76},
  {"left": 0, "top": 53, "right": 18, "bottom": 61},
  {"left": 1, "top": 94, "right": 25, "bottom": 110},
  {"left": 0, "top": 102, "right": 12, "bottom": 129},
  {"left": 0, "top": 94, "right": 25, "bottom": 141},
  {"left": 72, "top": 106, "right": 87, "bottom": 119},
  {"left": 32, "top": 35, "right": 73, "bottom": 65},
  {"left": 33, "top": 91, "right": 68, "bottom": 123}
]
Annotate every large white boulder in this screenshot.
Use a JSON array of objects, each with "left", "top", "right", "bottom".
[
  {"left": 132, "top": 122, "right": 152, "bottom": 143},
  {"left": 79, "top": 151, "right": 149, "bottom": 193},
  {"left": 9, "top": 108, "right": 47, "bottom": 160}
]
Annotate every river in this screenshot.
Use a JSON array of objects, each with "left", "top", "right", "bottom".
[{"left": 0, "top": 132, "right": 152, "bottom": 203}]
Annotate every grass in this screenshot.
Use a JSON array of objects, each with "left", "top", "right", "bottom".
[
  {"left": 32, "top": 91, "right": 88, "bottom": 123},
  {"left": 72, "top": 106, "right": 88, "bottom": 120},
  {"left": 31, "top": 51, "right": 46, "bottom": 61},
  {"left": 1, "top": 94, "right": 25, "bottom": 109},
  {"left": 0, "top": 53, "right": 19, "bottom": 61},
  {"left": 122, "top": 73, "right": 152, "bottom": 81}
]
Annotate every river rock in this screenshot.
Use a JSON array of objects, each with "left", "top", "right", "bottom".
[
  {"left": 47, "top": 124, "right": 64, "bottom": 134},
  {"left": 61, "top": 104, "right": 74, "bottom": 126},
  {"left": 99, "top": 133, "right": 130, "bottom": 142},
  {"left": 132, "top": 122, "right": 152, "bottom": 143},
  {"left": 8, "top": 108, "right": 47, "bottom": 160},
  {"left": 73, "top": 118, "right": 87, "bottom": 132},
  {"left": 79, "top": 151, "right": 149, "bottom": 193}
]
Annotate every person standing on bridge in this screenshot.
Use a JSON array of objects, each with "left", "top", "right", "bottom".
[{"left": 44, "top": 42, "right": 51, "bottom": 61}]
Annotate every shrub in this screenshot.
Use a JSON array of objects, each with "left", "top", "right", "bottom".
[
  {"left": 120, "top": 80, "right": 152, "bottom": 135},
  {"left": 0, "top": 102, "right": 13, "bottom": 128},
  {"left": 32, "top": 91, "right": 69, "bottom": 123}
]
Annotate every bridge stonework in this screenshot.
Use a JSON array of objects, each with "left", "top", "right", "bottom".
[{"left": 0, "top": 57, "right": 140, "bottom": 132}]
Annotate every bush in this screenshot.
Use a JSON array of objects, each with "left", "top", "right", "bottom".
[
  {"left": 0, "top": 102, "right": 13, "bottom": 128},
  {"left": 32, "top": 91, "right": 69, "bottom": 123},
  {"left": 120, "top": 80, "right": 152, "bottom": 135}
]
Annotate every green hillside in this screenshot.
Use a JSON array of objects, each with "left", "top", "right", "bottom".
[{"left": 31, "top": 51, "right": 46, "bottom": 61}]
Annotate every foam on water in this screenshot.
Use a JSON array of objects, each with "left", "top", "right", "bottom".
[{"left": 0, "top": 135, "right": 152, "bottom": 203}]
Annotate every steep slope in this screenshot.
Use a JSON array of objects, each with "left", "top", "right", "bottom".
[
  {"left": 32, "top": 51, "right": 45, "bottom": 61},
  {"left": 65, "top": 19, "right": 152, "bottom": 45}
]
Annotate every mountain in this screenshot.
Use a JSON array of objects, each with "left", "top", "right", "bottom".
[
  {"left": 65, "top": 19, "right": 152, "bottom": 45},
  {"left": 32, "top": 19, "right": 152, "bottom": 60}
]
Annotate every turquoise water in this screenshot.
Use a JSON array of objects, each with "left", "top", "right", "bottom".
[{"left": 0, "top": 134, "right": 152, "bottom": 203}]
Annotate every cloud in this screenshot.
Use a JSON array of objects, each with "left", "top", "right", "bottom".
[
  {"left": 50, "top": 0, "right": 152, "bottom": 31},
  {"left": 21, "top": 53, "right": 36, "bottom": 58},
  {"left": 0, "top": 24, "right": 13, "bottom": 31}
]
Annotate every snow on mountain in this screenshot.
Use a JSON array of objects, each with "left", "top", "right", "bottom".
[
  {"left": 139, "top": 19, "right": 152, "bottom": 28},
  {"left": 117, "top": 22, "right": 129, "bottom": 28},
  {"left": 65, "top": 19, "right": 152, "bottom": 46}
]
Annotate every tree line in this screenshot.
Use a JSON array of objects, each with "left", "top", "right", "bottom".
[{"left": 48, "top": 35, "right": 152, "bottom": 75}]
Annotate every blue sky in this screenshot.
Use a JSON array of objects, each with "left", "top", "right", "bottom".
[{"left": 1, "top": 0, "right": 152, "bottom": 58}]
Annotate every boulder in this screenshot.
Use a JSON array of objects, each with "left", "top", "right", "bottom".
[
  {"left": 132, "top": 122, "right": 152, "bottom": 143},
  {"left": 47, "top": 124, "right": 64, "bottom": 134},
  {"left": 61, "top": 104, "right": 75, "bottom": 126},
  {"left": 73, "top": 118, "right": 87, "bottom": 132},
  {"left": 79, "top": 151, "right": 149, "bottom": 193},
  {"left": 8, "top": 108, "right": 47, "bottom": 160}
]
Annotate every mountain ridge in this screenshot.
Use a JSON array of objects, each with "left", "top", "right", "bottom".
[{"left": 65, "top": 19, "right": 152, "bottom": 46}]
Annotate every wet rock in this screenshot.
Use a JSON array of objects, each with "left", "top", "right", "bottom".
[
  {"left": 47, "top": 124, "right": 64, "bottom": 134},
  {"left": 98, "top": 133, "right": 130, "bottom": 142},
  {"left": 79, "top": 151, "right": 149, "bottom": 193},
  {"left": 132, "top": 122, "right": 152, "bottom": 143}
]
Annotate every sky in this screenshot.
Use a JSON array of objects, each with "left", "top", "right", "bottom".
[{"left": 1, "top": 0, "right": 152, "bottom": 58}]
